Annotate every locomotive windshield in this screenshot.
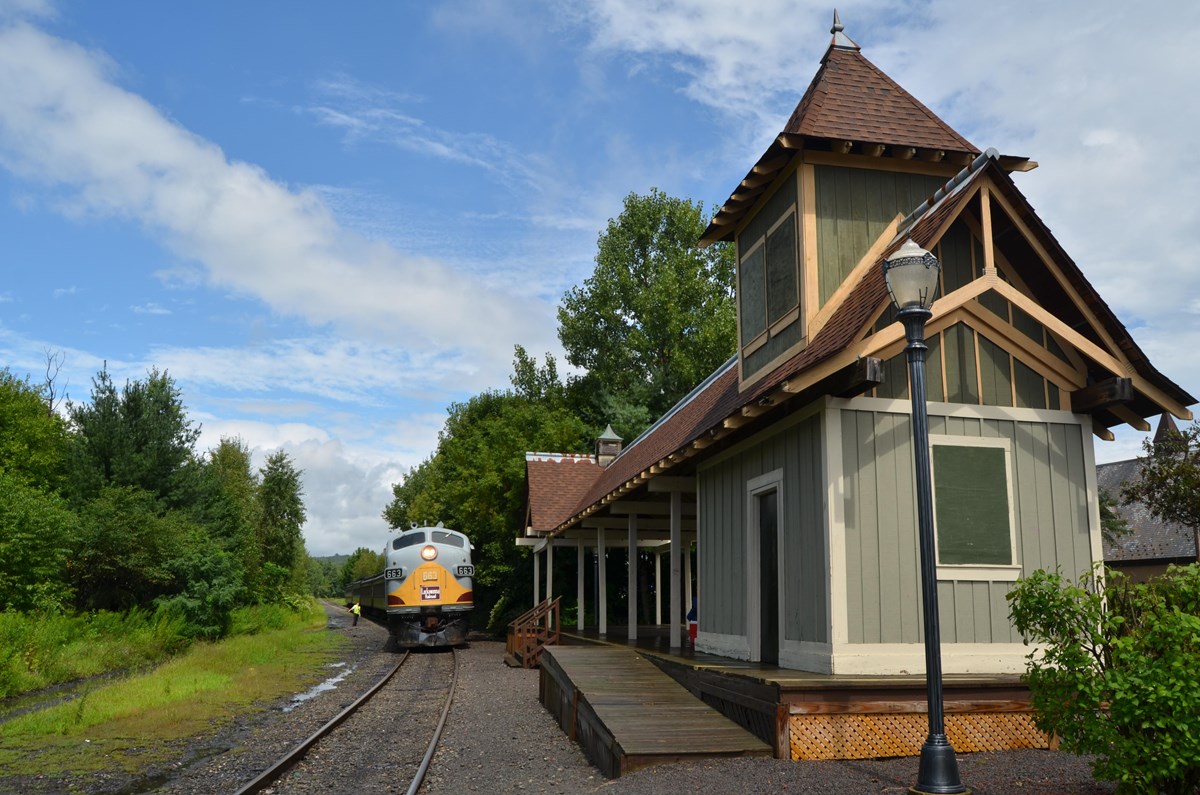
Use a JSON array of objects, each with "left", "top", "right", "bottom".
[
  {"left": 392, "top": 532, "right": 426, "bottom": 550},
  {"left": 431, "top": 531, "right": 465, "bottom": 548}
]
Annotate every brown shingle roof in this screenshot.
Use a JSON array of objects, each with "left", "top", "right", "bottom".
[
  {"left": 700, "top": 38, "right": 988, "bottom": 246},
  {"left": 525, "top": 453, "right": 603, "bottom": 532},
  {"left": 784, "top": 45, "right": 977, "bottom": 154}
]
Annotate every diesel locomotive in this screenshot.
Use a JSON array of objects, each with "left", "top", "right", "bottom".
[{"left": 344, "top": 523, "right": 474, "bottom": 647}]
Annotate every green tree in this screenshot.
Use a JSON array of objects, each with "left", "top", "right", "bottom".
[
  {"left": 0, "top": 470, "right": 78, "bottom": 612},
  {"left": 1099, "top": 488, "right": 1130, "bottom": 546},
  {"left": 1122, "top": 421, "right": 1200, "bottom": 561},
  {"left": 1008, "top": 565, "right": 1200, "bottom": 794},
  {"left": 257, "top": 450, "right": 307, "bottom": 577},
  {"left": 71, "top": 485, "right": 189, "bottom": 611},
  {"left": 343, "top": 547, "right": 385, "bottom": 584},
  {"left": 67, "top": 367, "right": 201, "bottom": 508},
  {"left": 0, "top": 369, "right": 71, "bottom": 492},
  {"left": 192, "top": 438, "right": 259, "bottom": 599},
  {"left": 557, "top": 188, "right": 736, "bottom": 437}
]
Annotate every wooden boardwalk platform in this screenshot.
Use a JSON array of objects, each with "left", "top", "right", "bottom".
[
  {"left": 558, "top": 627, "right": 1050, "bottom": 761},
  {"left": 539, "top": 645, "right": 771, "bottom": 777}
]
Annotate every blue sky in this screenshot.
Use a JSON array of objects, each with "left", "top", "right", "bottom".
[{"left": 3, "top": 1, "right": 1199, "bottom": 556}]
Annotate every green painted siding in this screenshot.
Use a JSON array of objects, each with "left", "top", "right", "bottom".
[
  {"left": 943, "top": 324, "right": 979, "bottom": 404},
  {"left": 978, "top": 336, "right": 1013, "bottom": 407},
  {"left": 815, "top": 166, "right": 944, "bottom": 306},
  {"left": 697, "top": 413, "right": 827, "bottom": 643},
  {"left": 938, "top": 221, "right": 975, "bottom": 294},
  {"left": 840, "top": 407, "right": 1094, "bottom": 645}
]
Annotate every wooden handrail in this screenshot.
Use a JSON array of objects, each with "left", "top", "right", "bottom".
[{"left": 506, "top": 596, "right": 562, "bottom": 668}]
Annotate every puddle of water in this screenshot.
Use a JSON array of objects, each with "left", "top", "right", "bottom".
[{"left": 282, "top": 662, "right": 351, "bottom": 712}]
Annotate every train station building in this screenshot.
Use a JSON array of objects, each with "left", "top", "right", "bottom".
[{"left": 516, "top": 14, "right": 1195, "bottom": 766}]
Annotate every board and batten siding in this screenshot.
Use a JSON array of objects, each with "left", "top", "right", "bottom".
[
  {"left": 814, "top": 165, "right": 945, "bottom": 306},
  {"left": 697, "top": 412, "right": 827, "bottom": 645},
  {"left": 839, "top": 400, "right": 1095, "bottom": 646}
]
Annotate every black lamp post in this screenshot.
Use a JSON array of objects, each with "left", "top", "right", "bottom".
[{"left": 882, "top": 239, "right": 969, "bottom": 795}]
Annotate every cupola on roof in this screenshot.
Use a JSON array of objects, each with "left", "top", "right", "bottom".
[{"left": 701, "top": 13, "right": 1033, "bottom": 245}]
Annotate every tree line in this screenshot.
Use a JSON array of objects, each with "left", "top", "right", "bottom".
[{"left": 0, "top": 365, "right": 312, "bottom": 638}]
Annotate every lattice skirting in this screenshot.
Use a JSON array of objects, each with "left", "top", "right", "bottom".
[{"left": 789, "top": 712, "right": 1051, "bottom": 761}]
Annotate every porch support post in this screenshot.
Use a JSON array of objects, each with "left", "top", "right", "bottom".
[
  {"left": 577, "top": 537, "right": 586, "bottom": 631},
  {"left": 654, "top": 551, "right": 662, "bottom": 625},
  {"left": 533, "top": 546, "right": 541, "bottom": 607},
  {"left": 546, "top": 541, "right": 554, "bottom": 627},
  {"left": 598, "top": 528, "right": 608, "bottom": 636},
  {"left": 669, "top": 489, "right": 682, "bottom": 649},
  {"left": 627, "top": 513, "right": 638, "bottom": 641},
  {"left": 684, "top": 540, "right": 693, "bottom": 619}
]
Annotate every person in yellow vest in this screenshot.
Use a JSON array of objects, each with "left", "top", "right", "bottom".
[{"left": 350, "top": 601, "right": 361, "bottom": 627}]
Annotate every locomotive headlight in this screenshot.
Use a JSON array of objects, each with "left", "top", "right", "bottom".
[{"left": 420, "top": 545, "right": 438, "bottom": 561}]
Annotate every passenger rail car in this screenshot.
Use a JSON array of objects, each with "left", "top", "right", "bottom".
[{"left": 345, "top": 523, "right": 474, "bottom": 647}]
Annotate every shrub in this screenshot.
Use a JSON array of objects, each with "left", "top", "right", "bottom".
[{"left": 1008, "top": 564, "right": 1200, "bottom": 794}]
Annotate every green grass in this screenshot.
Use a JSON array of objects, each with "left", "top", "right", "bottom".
[{"left": 0, "top": 602, "right": 346, "bottom": 788}]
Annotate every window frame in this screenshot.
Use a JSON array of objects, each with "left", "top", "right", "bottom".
[
  {"left": 928, "top": 434, "right": 1021, "bottom": 581},
  {"left": 736, "top": 199, "right": 801, "bottom": 358}
]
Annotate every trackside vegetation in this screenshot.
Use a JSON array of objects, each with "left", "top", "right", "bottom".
[
  {"left": 1008, "top": 564, "right": 1200, "bottom": 794},
  {"left": 0, "top": 364, "right": 350, "bottom": 701},
  {"left": 0, "top": 603, "right": 336, "bottom": 785}
]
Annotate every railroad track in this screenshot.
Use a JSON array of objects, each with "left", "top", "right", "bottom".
[{"left": 233, "top": 647, "right": 459, "bottom": 795}]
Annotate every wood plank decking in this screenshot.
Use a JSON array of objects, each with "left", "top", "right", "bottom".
[
  {"left": 539, "top": 646, "right": 771, "bottom": 778},
  {"left": 558, "top": 627, "right": 1050, "bottom": 761}
]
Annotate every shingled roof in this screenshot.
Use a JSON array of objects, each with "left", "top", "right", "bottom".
[
  {"left": 524, "top": 453, "right": 603, "bottom": 533},
  {"left": 700, "top": 17, "right": 1004, "bottom": 245},
  {"left": 782, "top": 31, "right": 977, "bottom": 155},
  {"left": 1099, "top": 458, "right": 1198, "bottom": 563}
]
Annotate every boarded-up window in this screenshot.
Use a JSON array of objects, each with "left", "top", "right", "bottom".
[
  {"left": 932, "top": 443, "right": 1013, "bottom": 566},
  {"left": 737, "top": 174, "right": 801, "bottom": 359},
  {"left": 766, "top": 211, "right": 799, "bottom": 325}
]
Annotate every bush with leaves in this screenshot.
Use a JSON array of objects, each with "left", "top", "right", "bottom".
[{"left": 1008, "top": 564, "right": 1200, "bottom": 794}]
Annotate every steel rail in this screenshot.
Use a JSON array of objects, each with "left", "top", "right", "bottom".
[
  {"left": 405, "top": 648, "right": 459, "bottom": 795},
  {"left": 231, "top": 651, "right": 410, "bottom": 795}
]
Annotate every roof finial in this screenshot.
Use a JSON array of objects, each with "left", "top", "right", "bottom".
[{"left": 828, "top": 9, "right": 860, "bottom": 51}]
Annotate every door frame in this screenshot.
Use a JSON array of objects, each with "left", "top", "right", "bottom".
[{"left": 746, "top": 469, "right": 784, "bottom": 663}]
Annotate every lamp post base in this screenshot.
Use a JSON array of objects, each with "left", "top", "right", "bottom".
[{"left": 909, "top": 734, "right": 969, "bottom": 794}]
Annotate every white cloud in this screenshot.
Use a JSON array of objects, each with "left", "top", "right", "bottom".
[
  {"left": 0, "top": 23, "right": 557, "bottom": 386},
  {"left": 149, "top": 336, "right": 476, "bottom": 405},
  {"left": 131, "top": 302, "right": 170, "bottom": 315}
]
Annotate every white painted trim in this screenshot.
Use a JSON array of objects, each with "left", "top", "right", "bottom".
[
  {"left": 627, "top": 514, "right": 638, "bottom": 641},
  {"left": 937, "top": 565, "right": 1022, "bottom": 582},
  {"left": 746, "top": 469, "right": 785, "bottom": 663},
  {"left": 1082, "top": 426, "right": 1104, "bottom": 569},
  {"left": 823, "top": 402, "right": 848, "bottom": 647},
  {"left": 779, "top": 640, "right": 833, "bottom": 674},
  {"left": 576, "top": 538, "right": 585, "bottom": 632},
  {"left": 697, "top": 630, "right": 751, "bottom": 661},
  {"left": 830, "top": 643, "right": 1031, "bottom": 675},
  {"left": 829, "top": 394, "right": 1087, "bottom": 427},
  {"left": 597, "top": 527, "right": 607, "bottom": 636}
]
